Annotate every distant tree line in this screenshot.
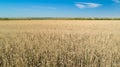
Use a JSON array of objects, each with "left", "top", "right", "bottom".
[{"left": 0, "top": 18, "right": 120, "bottom": 20}]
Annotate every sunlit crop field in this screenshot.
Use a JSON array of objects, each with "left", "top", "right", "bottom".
[{"left": 0, "top": 20, "right": 120, "bottom": 67}]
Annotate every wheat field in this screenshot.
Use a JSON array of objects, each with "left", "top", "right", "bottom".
[{"left": 0, "top": 20, "right": 120, "bottom": 67}]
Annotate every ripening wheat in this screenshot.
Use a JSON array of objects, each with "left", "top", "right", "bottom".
[{"left": 0, "top": 20, "right": 120, "bottom": 67}]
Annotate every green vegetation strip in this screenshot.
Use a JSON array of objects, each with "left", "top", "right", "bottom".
[{"left": 0, "top": 18, "right": 120, "bottom": 20}]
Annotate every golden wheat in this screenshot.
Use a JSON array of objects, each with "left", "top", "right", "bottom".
[{"left": 0, "top": 20, "right": 120, "bottom": 67}]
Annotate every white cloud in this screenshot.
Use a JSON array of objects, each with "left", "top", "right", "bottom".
[
  {"left": 85, "top": 3, "right": 102, "bottom": 8},
  {"left": 113, "top": 0, "right": 120, "bottom": 3},
  {"left": 75, "top": 2, "right": 102, "bottom": 9},
  {"left": 75, "top": 4, "right": 86, "bottom": 8}
]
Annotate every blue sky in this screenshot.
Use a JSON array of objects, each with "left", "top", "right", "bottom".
[{"left": 0, "top": 0, "right": 120, "bottom": 18}]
